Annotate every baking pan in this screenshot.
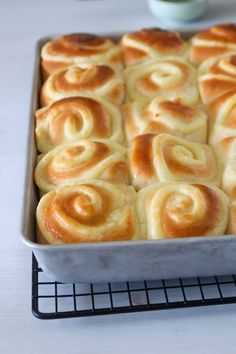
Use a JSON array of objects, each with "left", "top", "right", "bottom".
[{"left": 21, "top": 33, "right": 236, "bottom": 284}]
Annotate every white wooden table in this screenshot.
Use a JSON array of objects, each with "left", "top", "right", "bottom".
[{"left": 1, "top": 0, "right": 236, "bottom": 353}]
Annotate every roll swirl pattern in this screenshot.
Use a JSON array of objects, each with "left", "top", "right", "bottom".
[
  {"left": 122, "top": 97, "right": 207, "bottom": 143},
  {"left": 124, "top": 58, "right": 199, "bottom": 104},
  {"left": 121, "top": 28, "right": 186, "bottom": 67},
  {"left": 190, "top": 23, "right": 236, "bottom": 66},
  {"left": 34, "top": 139, "right": 129, "bottom": 194},
  {"left": 36, "top": 180, "right": 139, "bottom": 244},
  {"left": 41, "top": 64, "right": 125, "bottom": 107},
  {"left": 198, "top": 54, "right": 236, "bottom": 104},
  {"left": 137, "top": 182, "right": 229, "bottom": 239},
  {"left": 206, "top": 91, "right": 236, "bottom": 159},
  {"left": 41, "top": 33, "right": 122, "bottom": 79},
  {"left": 129, "top": 133, "right": 219, "bottom": 190},
  {"left": 36, "top": 96, "right": 124, "bottom": 153}
]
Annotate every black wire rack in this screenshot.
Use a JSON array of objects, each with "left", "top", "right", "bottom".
[{"left": 32, "top": 254, "right": 236, "bottom": 320}]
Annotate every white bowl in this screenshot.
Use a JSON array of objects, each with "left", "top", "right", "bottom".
[{"left": 148, "top": 0, "right": 208, "bottom": 23}]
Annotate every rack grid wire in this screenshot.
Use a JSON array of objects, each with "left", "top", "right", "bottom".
[{"left": 32, "top": 254, "right": 236, "bottom": 320}]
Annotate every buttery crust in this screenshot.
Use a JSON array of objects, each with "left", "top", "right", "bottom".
[
  {"left": 34, "top": 139, "right": 130, "bottom": 194},
  {"left": 35, "top": 96, "right": 124, "bottom": 153},
  {"left": 41, "top": 64, "right": 125, "bottom": 107},
  {"left": 137, "top": 182, "right": 230, "bottom": 239},
  {"left": 121, "top": 28, "right": 187, "bottom": 67},
  {"left": 41, "top": 33, "right": 122, "bottom": 79},
  {"left": 124, "top": 57, "right": 199, "bottom": 104},
  {"left": 122, "top": 97, "right": 207, "bottom": 143},
  {"left": 198, "top": 54, "right": 236, "bottom": 104},
  {"left": 190, "top": 23, "right": 236, "bottom": 66},
  {"left": 206, "top": 91, "right": 236, "bottom": 162},
  {"left": 36, "top": 180, "right": 139, "bottom": 244},
  {"left": 129, "top": 133, "right": 220, "bottom": 190},
  {"left": 34, "top": 26, "right": 236, "bottom": 244}
]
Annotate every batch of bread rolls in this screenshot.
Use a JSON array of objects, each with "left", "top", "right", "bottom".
[{"left": 35, "top": 24, "right": 236, "bottom": 244}]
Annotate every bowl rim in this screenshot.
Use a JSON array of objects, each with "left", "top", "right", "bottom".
[{"left": 149, "top": 0, "right": 207, "bottom": 5}]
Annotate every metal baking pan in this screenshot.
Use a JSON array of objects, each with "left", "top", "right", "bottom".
[{"left": 21, "top": 33, "right": 236, "bottom": 284}]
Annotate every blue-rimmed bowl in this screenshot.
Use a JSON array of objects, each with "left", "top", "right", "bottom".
[{"left": 148, "top": 0, "right": 208, "bottom": 23}]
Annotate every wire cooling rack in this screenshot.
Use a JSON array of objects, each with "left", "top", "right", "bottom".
[{"left": 32, "top": 254, "right": 236, "bottom": 319}]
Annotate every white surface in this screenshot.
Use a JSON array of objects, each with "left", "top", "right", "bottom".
[{"left": 1, "top": 0, "right": 236, "bottom": 353}]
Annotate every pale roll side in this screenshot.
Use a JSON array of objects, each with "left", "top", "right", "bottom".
[
  {"left": 222, "top": 138, "right": 236, "bottom": 199},
  {"left": 227, "top": 200, "right": 236, "bottom": 234}
]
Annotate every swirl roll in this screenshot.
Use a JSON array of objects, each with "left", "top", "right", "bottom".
[
  {"left": 124, "top": 58, "right": 199, "bottom": 104},
  {"left": 137, "top": 182, "right": 229, "bottom": 239},
  {"left": 121, "top": 28, "right": 186, "bottom": 67},
  {"left": 198, "top": 54, "right": 236, "bottom": 104},
  {"left": 41, "top": 64, "right": 125, "bottom": 107},
  {"left": 36, "top": 180, "right": 139, "bottom": 244},
  {"left": 129, "top": 133, "right": 219, "bottom": 190},
  {"left": 34, "top": 139, "right": 129, "bottom": 194},
  {"left": 35, "top": 96, "right": 124, "bottom": 153},
  {"left": 206, "top": 91, "right": 236, "bottom": 159},
  {"left": 190, "top": 23, "right": 236, "bottom": 66},
  {"left": 41, "top": 33, "right": 122, "bottom": 79},
  {"left": 122, "top": 97, "right": 207, "bottom": 143}
]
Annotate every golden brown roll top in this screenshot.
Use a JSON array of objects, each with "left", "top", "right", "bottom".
[
  {"left": 121, "top": 28, "right": 186, "bottom": 67},
  {"left": 35, "top": 96, "right": 124, "bottom": 153},
  {"left": 34, "top": 139, "right": 129, "bottom": 194},
  {"left": 124, "top": 57, "right": 199, "bottom": 104},
  {"left": 199, "top": 54, "right": 236, "bottom": 104},
  {"left": 122, "top": 97, "right": 207, "bottom": 143},
  {"left": 129, "top": 133, "right": 220, "bottom": 190},
  {"left": 41, "top": 64, "right": 125, "bottom": 107},
  {"left": 206, "top": 91, "right": 236, "bottom": 159},
  {"left": 199, "top": 54, "right": 236, "bottom": 172},
  {"left": 190, "top": 23, "right": 236, "bottom": 66},
  {"left": 41, "top": 33, "right": 122, "bottom": 79},
  {"left": 137, "top": 182, "right": 230, "bottom": 239},
  {"left": 36, "top": 180, "right": 139, "bottom": 244}
]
